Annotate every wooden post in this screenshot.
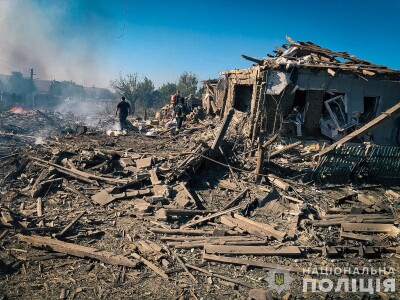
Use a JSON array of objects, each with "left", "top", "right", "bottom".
[
  {"left": 210, "top": 108, "right": 234, "bottom": 155},
  {"left": 255, "top": 131, "right": 266, "bottom": 182},
  {"left": 37, "top": 198, "right": 44, "bottom": 227}
]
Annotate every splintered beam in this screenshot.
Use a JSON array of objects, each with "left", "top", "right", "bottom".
[{"left": 316, "top": 102, "right": 400, "bottom": 157}]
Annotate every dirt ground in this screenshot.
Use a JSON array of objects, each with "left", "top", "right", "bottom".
[{"left": 0, "top": 110, "right": 399, "bottom": 300}]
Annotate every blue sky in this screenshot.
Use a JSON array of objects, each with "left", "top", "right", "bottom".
[{"left": 2, "top": 0, "right": 400, "bottom": 88}]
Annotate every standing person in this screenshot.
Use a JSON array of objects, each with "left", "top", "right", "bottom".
[
  {"left": 115, "top": 96, "right": 131, "bottom": 130},
  {"left": 174, "top": 97, "right": 187, "bottom": 133},
  {"left": 290, "top": 106, "right": 303, "bottom": 137},
  {"left": 187, "top": 94, "right": 194, "bottom": 112},
  {"left": 170, "top": 90, "right": 181, "bottom": 109}
]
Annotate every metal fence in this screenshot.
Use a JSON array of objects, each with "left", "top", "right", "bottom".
[{"left": 312, "top": 144, "right": 400, "bottom": 185}]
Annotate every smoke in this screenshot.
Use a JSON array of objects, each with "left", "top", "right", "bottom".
[
  {"left": 0, "top": 0, "right": 114, "bottom": 87},
  {"left": 54, "top": 101, "right": 109, "bottom": 115}
]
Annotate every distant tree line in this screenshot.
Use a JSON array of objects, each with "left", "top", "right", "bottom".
[
  {"left": 0, "top": 70, "right": 204, "bottom": 115},
  {"left": 110, "top": 71, "right": 203, "bottom": 115}
]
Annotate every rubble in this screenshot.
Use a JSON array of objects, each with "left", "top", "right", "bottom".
[
  {"left": 1, "top": 47, "right": 400, "bottom": 298},
  {"left": 0, "top": 108, "right": 398, "bottom": 299}
]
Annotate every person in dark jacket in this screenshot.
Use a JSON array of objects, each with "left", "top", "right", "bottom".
[
  {"left": 174, "top": 97, "right": 187, "bottom": 133},
  {"left": 115, "top": 96, "right": 130, "bottom": 130}
]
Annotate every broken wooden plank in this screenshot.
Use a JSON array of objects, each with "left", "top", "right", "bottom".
[
  {"left": 217, "top": 179, "right": 239, "bottom": 191},
  {"left": 171, "top": 250, "right": 197, "bottom": 283},
  {"left": 135, "top": 157, "right": 152, "bottom": 169},
  {"left": 327, "top": 68, "right": 336, "bottom": 76},
  {"left": 30, "top": 156, "right": 127, "bottom": 185},
  {"left": 222, "top": 189, "right": 248, "bottom": 210},
  {"left": 57, "top": 211, "right": 86, "bottom": 238},
  {"left": 1, "top": 211, "right": 13, "bottom": 225},
  {"left": 30, "top": 168, "right": 50, "bottom": 197},
  {"left": 270, "top": 141, "right": 302, "bottom": 158},
  {"left": 203, "top": 253, "right": 302, "bottom": 273},
  {"left": 282, "top": 195, "right": 303, "bottom": 204},
  {"left": 125, "top": 188, "right": 152, "bottom": 198},
  {"left": 342, "top": 223, "right": 396, "bottom": 233},
  {"left": 62, "top": 179, "right": 92, "bottom": 204},
  {"left": 267, "top": 175, "right": 290, "bottom": 191},
  {"left": 362, "top": 69, "right": 375, "bottom": 76},
  {"left": 310, "top": 218, "right": 394, "bottom": 227},
  {"left": 218, "top": 146, "right": 242, "bottom": 189},
  {"left": 204, "top": 244, "right": 301, "bottom": 256},
  {"left": 150, "top": 228, "right": 214, "bottom": 236},
  {"left": 255, "top": 132, "right": 266, "bottom": 182},
  {"left": 0, "top": 153, "right": 18, "bottom": 162},
  {"left": 233, "top": 213, "right": 286, "bottom": 241},
  {"left": 210, "top": 108, "right": 234, "bottom": 154},
  {"left": 386, "top": 189, "right": 400, "bottom": 200},
  {"left": 180, "top": 206, "right": 242, "bottom": 229},
  {"left": 185, "top": 263, "right": 254, "bottom": 288},
  {"left": 262, "top": 133, "right": 279, "bottom": 149},
  {"left": 241, "top": 54, "right": 263, "bottom": 65},
  {"left": 4, "top": 159, "right": 28, "bottom": 181},
  {"left": 17, "top": 234, "right": 138, "bottom": 268},
  {"left": 131, "top": 252, "right": 168, "bottom": 279},
  {"left": 166, "top": 241, "right": 206, "bottom": 249},
  {"left": 32, "top": 178, "right": 63, "bottom": 198},
  {"left": 155, "top": 208, "right": 217, "bottom": 221},
  {"left": 0, "top": 229, "right": 9, "bottom": 239},
  {"left": 321, "top": 214, "right": 393, "bottom": 220},
  {"left": 119, "top": 158, "right": 135, "bottom": 168},
  {"left": 160, "top": 236, "right": 261, "bottom": 242},
  {"left": 179, "top": 182, "right": 196, "bottom": 204},
  {"left": 357, "top": 194, "right": 375, "bottom": 206},
  {"left": 340, "top": 230, "right": 375, "bottom": 242},
  {"left": 37, "top": 198, "right": 44, "bottom": 227},
  {"left": 91, "top": 190, "right": 118, "bottom": 206},
  {"left": 149, "top": 168, "right": 161, "bottom": 185},
  {"left": 168, "top": 240, "right": 267, "bottom": 249}
]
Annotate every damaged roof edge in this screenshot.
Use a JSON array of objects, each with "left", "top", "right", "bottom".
[{"left": 226, "top": 36, "right": 400, "bottom": 79}]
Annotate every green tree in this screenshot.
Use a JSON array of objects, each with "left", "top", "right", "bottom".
[
  {"left": 110, "top": 73, "right": 140, "bottom": 115},
  {"left": 177, "top": 71, "right": 198, "bottom": 97},
  {"left": 137, "top": 76, "right": 155, "bottom": 107},
  {"left": 158, "top": 82, "right": 177, "bottom": 105}
]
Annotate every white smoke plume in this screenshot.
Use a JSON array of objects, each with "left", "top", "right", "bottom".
[{"left": 0, "top": 0, "right": 115, "bottom": 87}]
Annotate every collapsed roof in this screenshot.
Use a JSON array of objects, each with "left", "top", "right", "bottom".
[{"left": 241, "top": 36, "right": 400, "bottom": 80}]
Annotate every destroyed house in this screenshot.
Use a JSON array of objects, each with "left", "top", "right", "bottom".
[{"left": 210, "top": 36, "right": 400, "bottom": 146}]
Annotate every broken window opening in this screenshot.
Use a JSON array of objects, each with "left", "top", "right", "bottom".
[
  {"left": 324, "top": 95, "right": 348, "bottom": 129},
  {"left": 359, "top": 96, "right": 380, "bottom": 124},
  {"left": 291, "top": 89, "right": 307, "bottom": 110},
  {"left": 232, "top": 84, "right": 253, "bottom": 112},
  {"left": 320, "top": 94, "right": 348, "bottom": 140}
]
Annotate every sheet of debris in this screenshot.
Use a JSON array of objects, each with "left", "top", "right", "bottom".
[{"left": 0, "top": 109, "right": 399, "bottom": 300}]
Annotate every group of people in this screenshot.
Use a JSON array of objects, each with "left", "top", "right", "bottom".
[
  {"left": 115, "top": 91, "right": 195, "bottom": 133},
  {"left": 171, "top": 90, "right": 196, "bottom": 133}
]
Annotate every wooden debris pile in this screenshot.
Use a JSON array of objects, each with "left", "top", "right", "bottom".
[
  {"left": 0, "top": 109, "right": 399, "bottom": 299},
  {"left": 243, "top": 36, "right": 400, "bottom": 80}
]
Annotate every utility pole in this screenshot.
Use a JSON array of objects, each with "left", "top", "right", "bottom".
[{"left": 29, "top": 68, "right": 36, "bottom": 107}]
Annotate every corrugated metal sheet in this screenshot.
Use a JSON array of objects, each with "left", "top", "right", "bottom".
[{"left": 313, "top": 144, "right": 400, "bottom": 184}]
